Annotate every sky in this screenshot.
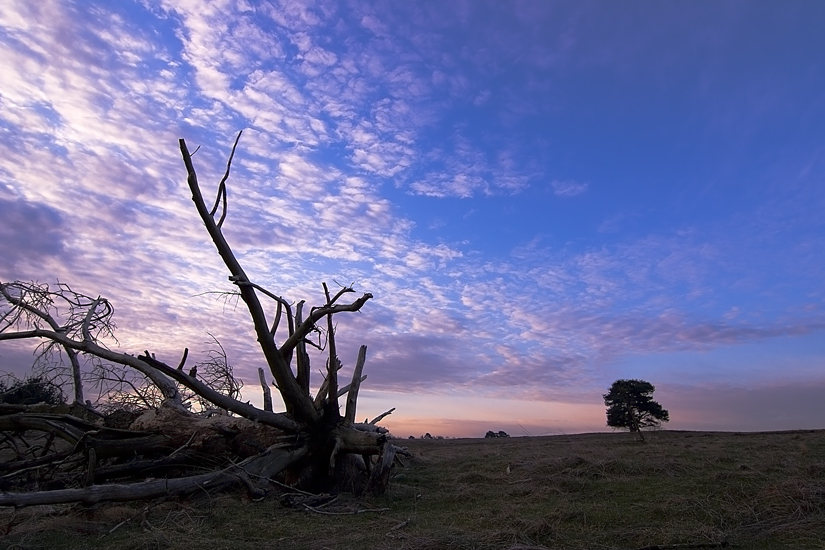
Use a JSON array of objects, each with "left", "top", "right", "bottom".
[{"left": 1, "top": 0, "right": 824, "bottom": 438}]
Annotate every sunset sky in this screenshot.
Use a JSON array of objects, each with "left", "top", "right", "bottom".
[{"left": 1, "top": 1, "right": 824, "bottom": 437}]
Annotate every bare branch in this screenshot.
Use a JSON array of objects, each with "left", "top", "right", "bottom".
[
  {"left": 197, "top": 334, "right": 242, "bottom": 400},
  {"left": 322, "top": 283, "right": 340, "bottom": 418},
  {"left": 327, "top": 284, "right": 356, "bottom": 306},
  {"left": 369, "top": 407, "right": 395, "bottom": 425},
  {"left": 313, "top": 370, "right": 366, "bottom": 410},
  {"left": 339, "top": 375, "right": 366, "bottom": 400},
  {"left": 81, "top": 297, "right": 103, "bottom": 343},
  {"left": 352, "top": 422, "right": 388, "bottom": 434},
  {"left": 90, "top": 364, "right": 159, "bottom": 412},
  {"left": 258, "top": 368, "right": 273, "bottom": 412},
  {"left": 0, "top": 282, "right": 118, "bottom": 404},
  {"left": 232, "top": 280, "right": 294, "bottom": 338},
  {"left": 214, "top": 130, "right": 242, "bottom": 229},
  {"left": 0, "top": 282, "right": 61, "bottom": 332},
  {"left": 344, "top": 345, "right": 367, "bottom": 423},
  {"left": 280, "top": 292, "right": 372, "bottom": 357},
  {"left": 271, "top": 300, "right": 282, "bottom": 336},
  {"left": 176, "top": 348, "right": 189, "bottom": 370},
  {"left": 0, "top": 327, "right": 183, "bottom": 408},
  {"left": 295, "top": 301, "right": 310, "bottom": 395},
  {"left": 137, "top": 352, "right": 298, "bottom": 432},
  {"left": 179, "top": 138, "right": 317, "bottom": 424}
]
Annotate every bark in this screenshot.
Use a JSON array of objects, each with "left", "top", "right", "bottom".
[
  {"left": 0, "top": 449, "right": 74, "bottom": 473},
  {"left": 295, "top": 301, "right": 311, "bottom": 396},
  {"left": 344, "top": 345, "right": 367, "bottom": 423},
  {"left": 0, "top": 445, "right": 307, "bottom": 507},
  {"left": 366, "top": 441, "right": 397, "bottom": 495},
  {"left": 0, "top": 413, "right": 174, "bottom": 458},
  {"left": 258, "top": 367, "right": 273, "bottom": 412},
  {"left": 92, "top": 451, "right": 202, "bottom": 482},
  {"left": 323, "top": 283, "right": 341, "bottom": 419}
]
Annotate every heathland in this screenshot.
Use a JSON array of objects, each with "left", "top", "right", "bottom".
[{"left": 3, "top": 429, "right": 824, "bottom": 549}]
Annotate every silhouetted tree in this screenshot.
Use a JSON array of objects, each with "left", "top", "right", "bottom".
[{"left": 604, "top": 379, "right": 669, "bottom": 441}]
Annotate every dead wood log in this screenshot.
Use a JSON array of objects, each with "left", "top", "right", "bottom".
[
  {"left": 0, "top": 133, "right": 394, "bottom": 505},
  {"left": 92, "top": 450, "right": 203, "bottom": 482},
  {"left": 0, "top": 413, "right": 174, "bottom": 458},
  {"left": 0, "top": 449, "right": 75, "bottom": 473},
  {"left": 366, "top": 441, "right": 397, "bottom": 495},
  {"left": 0, "top": 445, "right": 308, "bottom": 507}
]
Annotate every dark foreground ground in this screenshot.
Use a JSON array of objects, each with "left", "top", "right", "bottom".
[{"left": 2, "top": 429, "right": 824, "bottom": 549}]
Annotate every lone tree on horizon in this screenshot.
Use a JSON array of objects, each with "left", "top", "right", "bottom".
[{"left": 604, "top": 379, "right": 669, "bottom": 441}]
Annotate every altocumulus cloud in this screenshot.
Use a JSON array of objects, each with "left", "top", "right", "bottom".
[
  {"left": 1, "top": 0, "right": 824, "bottom": 435},
  {"left": 0, "top": 198, "right": 65, "bottom": 268}
]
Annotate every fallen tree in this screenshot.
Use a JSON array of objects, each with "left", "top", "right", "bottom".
[{"left": 0, "top": 133, "right": 404, "bottom": 507}]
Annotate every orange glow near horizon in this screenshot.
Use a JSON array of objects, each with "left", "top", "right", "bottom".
[{"left": 357, "top": 392, "right": 609, "bottom": 438}]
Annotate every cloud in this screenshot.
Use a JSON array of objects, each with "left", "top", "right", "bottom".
[
  {"left": 0, "top": 342, "right": 42, "bottom": 379},
  {"left": 473, "top": 89, "right": 492, "bottom": 106},
  {"left": 661, "top": 380, "right": 825, "bottom": 432},
  {"left": 0, "top": 198, "right": 65, "bottom": 269},
  {"left": 407, "top": 132, "right": 535, "bottom": 198},
  {"left": 1, "top": 0, "right": 824, "bottom": 436},
  {"left": 551, "top": 179, "right": 589, "bottom": 197}
]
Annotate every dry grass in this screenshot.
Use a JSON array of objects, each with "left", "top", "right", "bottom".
[{"left": 2, "top": 430, "right": 824, "bottom": 549}]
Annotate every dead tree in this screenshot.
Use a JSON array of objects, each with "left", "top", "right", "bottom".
[{"left": 0, "top": 132, "right": 402, "bottom": 507}]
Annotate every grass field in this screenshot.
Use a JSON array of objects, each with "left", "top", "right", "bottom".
[{"left": 2, "top": 429, "right": 824, "bottom": 549}]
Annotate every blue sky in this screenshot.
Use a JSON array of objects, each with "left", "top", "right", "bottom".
[{"left": 1, "top": 0, "right": 824, "bottom": 436}]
